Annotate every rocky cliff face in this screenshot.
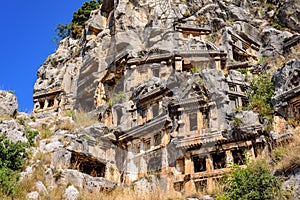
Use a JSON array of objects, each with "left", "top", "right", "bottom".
[
  {"left": 33, "top": 0, "right": 300, "bottom": 113},
  {"left": 21, "top": 0, "right": 300, "bottom": 199}
]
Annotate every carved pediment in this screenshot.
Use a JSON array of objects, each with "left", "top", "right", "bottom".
[
  {"left": 179, "top": 38, "right": 218, "bottom": 51},
  {"left": 137, "top": 48, "right": 171, "bottom": 59},
  {"left": 132, "top": 78, "right": 167, "bottom": 102}
]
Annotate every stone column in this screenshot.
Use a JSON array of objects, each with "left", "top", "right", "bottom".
[
  {"left": 184, "top": 153, "right": 196, "bottom": 193},
  {"left": 245, "top": 147, "right": 255, "bottom": 161},
  {"left": 215, "top": 57, "right": 221, "bottom": 71},
  {"left": 126, "top": 142, "right": 138, "bottom": 182},
  {"left": 175, "top": 57, "right": 183, "bottom": 72},
  {"left": 225, "top": 150, "right": 233, "bottom": 167},
  {"left": 139, "top": 156, "right": 147, "bottom": 177},
  {"left": 161, "top": 147, "right": 168, "bottom": 177},
  {"left": 184, "top": 153, "right": 193, "bottom": 174},
  {"left": 159, "top": 101, "right": 163, "bottom": 115},
  {"left": 148, "top": 106, "right": 152, "bottom": 121},
  {"left": 197, "top": 112, "right": 203, "bottom": 131},
  {"left": 206, "top": 155, "right": 214, "bottom": 193},
  {"left": 150, "top": 135, "right": 155, "bottom": 149},
  {"left": 206, "top": 154, "right": 214, "bottom": 172},
  {"left": 44, "top": 99, "right": 49, "bottom": 109}
]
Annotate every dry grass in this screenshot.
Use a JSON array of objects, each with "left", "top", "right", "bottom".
[
  {"left": 272, "top": 127, "right": 300, "bottom": 175},
  {"left": 12, "top": 152, "right": 52, "bottom": 199},
  {"left": 37, "top": 125, "right": 54, "bottom": 139},
  {"left": 55, "top": 119, "right": 75, "bottom": 132},
  {"left": 73, "top": 109, "right": 99, "bottom": 128},
  {"left": 0, "top": 115, "right": 13, "bottom": 122},
  {"left": 79, "top": 187, "right": 184, "bottom": 200}
]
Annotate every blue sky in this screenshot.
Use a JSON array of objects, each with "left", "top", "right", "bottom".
[{"left": 0, "top": 1, "right": 87, "bottom": 112}]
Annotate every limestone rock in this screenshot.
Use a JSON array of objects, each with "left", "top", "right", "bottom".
[
  {"left": 275, "top": 0, "right": 300, "bottom": 32},
  {"left": 0, "top": 90, "right": 17, "bottom": 117},
  {"left": 0, "top": 119, "right": 27, "bottom": 143},
  {"left": 27, "top": 191, "right": 39, "bottom": 200},
  {"left": 133, "top": 175, "right": 161, "bottom": 192},
  {"left": 64, "top": 185, "right": 80, "bottom": 200},
  {"left": 272, "top": 59, "right": 300, "bottom": 118},
  {"left": 283, "top": 170, "right": 300, "bottom": 199},
  {"left": 260, "top": 27, "right": 293, "bottom": 57},
  {"left": 30, "top": 0, "right": 300, "bottom": 196}
]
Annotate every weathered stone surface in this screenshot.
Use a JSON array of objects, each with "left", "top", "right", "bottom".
[
  {"left": 39, "top": 137, "right": 63, "bottom": 153},
  {"left": 27, "top": 191, "right": 39, "bottom": 200},
  {"left": 30, "top": 0, "right": 300, "bottom": 196},
  {"left": 275, "top": 0, "right": 300, "bottom": 32},
  {"left": 272, "top": 59, "right": 300, "bottom": 118},
  {"left": 0, "top": 90, "right": 17, "bottom": 117},
  {"left": 64, "top": 170, "right": 85, "bottom": 189},
  {"left": 0, "top": 119, "right": 27, "bottom": 143},
  {"left": 260, "top": 27, "right": 293, "bottom": 57},
  {"left": 283, "top": 170, "right": 300, "bottom": 199},
  {"left": 64, "top": 185, "right": 80, "bottom": 200}
]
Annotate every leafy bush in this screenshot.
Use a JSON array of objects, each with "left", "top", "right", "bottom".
[
  {"left": 55, "top": 0, "right": 102, "bottom": 40},
  {"left": 0, "top": 135, "right": 30, "bottom": 197},
  {"left": 245, "top": 73, "right": 275, "bottom": 120},
  {"left": 25, "top": 129, "right": 39, "bottom": 147},
  {"left": 218, "top": 160, "right": 284, "bottom": 200}
]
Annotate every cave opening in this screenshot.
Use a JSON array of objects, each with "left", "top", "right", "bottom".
[{"left": 70, "top": 152, "right": 106, "bottom": 177}]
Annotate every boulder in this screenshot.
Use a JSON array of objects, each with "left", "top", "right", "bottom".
[
  {"left": 275, "top": 0, "right": 300, "bottom": 32},
  {"left": 64, "top": 185, "right": 80, "bottom": 200},
  {"left": 0, "top": 119, "right": 27, "bottom": 143},
  {"left": 0, "top": 90, "right": 18, "bottom": 117}
]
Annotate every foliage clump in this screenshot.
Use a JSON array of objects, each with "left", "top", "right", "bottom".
[
  {"left": 55, "top": 0, "right": 102, "bottom": 40},
  {"left": 218, "top": 160, "right": 285, "bottom": 200},
  {"left": 245, "top": 73, "right": 275, "bottom": 120},
  {"left": 0, "top": 132, "right": 37, "bottom": 197}
]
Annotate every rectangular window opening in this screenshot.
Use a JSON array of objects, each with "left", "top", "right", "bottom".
[
  {"left": 193, "top": 156, "right": 207, "bottom": 172},
  {"left": 212, "top": 152, "right": 226, "bottom": 169},
  {"left": 189, "top": 114, "right": 198, "bottom": 131},
  {"left": 152, "top": 104, "right": 159, "bottom": 118},
  {"left": 232, "top": 149, "right": 245, "bottom": 165}
]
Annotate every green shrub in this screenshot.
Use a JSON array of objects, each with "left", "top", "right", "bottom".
[
  {"left": 25, "top": 129, "right": 39, "bottom": 147},
  {"left": 0, "top": 167, "right": 19, "bottom": 197},
  {"left": 107, "top": 92, "right": 126, "bottom": 110},
  {"left": 0, "top": 135, "right": 29, "bottom": 197},
  {"left": 218, "top": 160, "right": 284, "bottom": 200},
  {"left": 245, "top": 73, "right": 275, "bottom": 119},
  {"left": 55, "top": 0, "right": 102, "bottom": 40}
]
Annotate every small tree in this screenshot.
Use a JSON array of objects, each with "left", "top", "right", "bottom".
[
  {"left": 55, "top": 0, "right": 102, "bottom": 40},
  {"left": 246, "top": 74, "right": 275, "bottom": 119},
  {"left": 218, "top": 160, "right": 284, "bottom": 200},
  {"left": 0, "top": 133, "right": 37, "bottom": 197}
]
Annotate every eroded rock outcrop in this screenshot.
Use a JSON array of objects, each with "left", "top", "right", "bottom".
[
  {"left": 0, "top": 90, "right": 18, "bottom": 117},
  {"left": 30, "top": 0, "right": 300, "bottom": 196}
]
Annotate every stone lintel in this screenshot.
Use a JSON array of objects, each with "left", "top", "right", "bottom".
[
  {"left": 283, "top": 34, "right": 300, "bottom": 49},
  {"left": 238, "top": 31, "right": 262, "bottom": 48},
  {"left": 175, "top": 50, "right": 227, "bottom": 59},
  {"left": 33, "top": 89, "right": 63, "bottom": 99},
  {"left": 226, "top": 79, "right": 249, "bottom": 87},
  {"left": 226, "top": 90, "right": 247, "bottom": 98},
  {"left": 226, "top": 61, "right": 248, "bottom": 69},
  {"left": 136, "top": 87, "right": 167, "bottom": 105},
  {"left": 175, "top": 130, "right": 224, "bottom": 148},
  {"left": 176, "top": 25, "right": 211, "bottom": 34},
  {"left": 272, "top": 85, "right": 300, "bottom": 106},
  {"left": 119, "top": 115, "right": 168, "bottom": 141},
  {"left": 127, "top": 53, "right": 173, "bottom": 65}
]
